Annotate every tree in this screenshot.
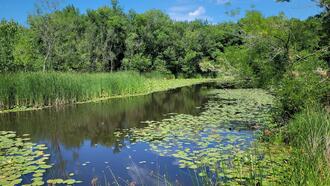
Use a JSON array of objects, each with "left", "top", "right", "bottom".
[
  {"left": 122, "top": 53, "right": 152, "bottom": 72},
  {"left": 238, "top": 11, "right": 295, "bottom": 85},
  {"left": 277, "top": 0, "right": 330, "bottom": 65},
  {"left": 111, "top": 0, "right": 119, "bottom": 10},
  {"left": 123, "top": 10, "right": 173, "bottom": 72},
  {"left": 13, "top": 29, "right": 43, "bottom": 71},
  {"left": 48, "top": 6, "right": 86, "bottom": 71},
  {"left": 0, "top": 0, "right": 326, "bottom": 79},
  {"left": 84, "top": 6, "right": 128, "bottom": 72},
  {"left": 0, "top": 20, "right": 21, "bottom": 72},
  {"left": 29, "top": 0, "right": 61, "bottom": 71}
]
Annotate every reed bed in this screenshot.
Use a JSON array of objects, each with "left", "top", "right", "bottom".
[
  {"left": 0, "top": 72, "right": 148, "bottom": 110},
  {"left": 0, "top": 72, "right": 222, "bottom": 111}
]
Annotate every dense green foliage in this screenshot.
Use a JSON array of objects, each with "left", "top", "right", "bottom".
[
  {"left": 0, "top": 1, "right": 328, "bottom": 81},
  {"left": 0, "top": 1, "right": 239, "bottom": 77}
]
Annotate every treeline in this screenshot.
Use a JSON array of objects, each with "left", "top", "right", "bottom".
[
  {"left": 0, "top": 0, "right": 329, "bottom": 87},
  {"left": 0, "top": 0, "right": 323, "bottom": 78},
  {"left": 0, "top": 1, "right": 240, "bottom": 77}
]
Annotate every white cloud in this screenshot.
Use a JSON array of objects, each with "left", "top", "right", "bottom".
[
  {"left": 168, "top": 5, "right": 212, "bottom": 22},
  {"left": 188, "top": 6, "right": 205, "bottom": 17}
]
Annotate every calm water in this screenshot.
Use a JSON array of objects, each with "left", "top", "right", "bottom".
[{"left": 0, "top": 84, "right": 255, "bottom": 185}]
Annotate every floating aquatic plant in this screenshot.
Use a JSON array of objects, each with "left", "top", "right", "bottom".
[
  {"left": 0, "top": 131, "right": 50, "bottom": 185},
  {"left": 0, "top": 131, "right": 82, "bottom": 185},
  {"left": 119, "top": 89, "right": 289, "bottom": 184},
  {"left": 47, "top": 179, "right": 82, "bottom": 185}
]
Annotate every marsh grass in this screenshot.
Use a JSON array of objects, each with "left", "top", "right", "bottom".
[
  {"left": 0, "top": 72, "right": 224, "bottom": 111},
  {"left": 0, "top": 72, "right": 147, "bottom": 110},
  {"left": 287, "top": 105, "right": 330, "bottom": 185}
]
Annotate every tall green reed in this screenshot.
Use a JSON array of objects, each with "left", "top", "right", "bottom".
[
  {"left": 287, "top": 105, "right": 330, "bottom": 185},
  {"left": 0, "top": 71, "right": 147, "bottom": 110}
]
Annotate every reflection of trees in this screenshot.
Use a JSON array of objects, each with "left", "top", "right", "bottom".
[
  {"left": 0, "top": 84, "right": 209, "bottom": 150},
  {"left": 45, "top": 140, "right": 68, "bottom": 180},
  {"left": 0, "top": 84, "right": 211, "bottom": 179}
]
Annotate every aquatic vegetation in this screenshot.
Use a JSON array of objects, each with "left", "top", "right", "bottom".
[
  {"left": 120, "top": 89, "right": 289, "bottom": 184},
  {"left": 0, "top": 72, "right": 230, "bottom": 112},
  {"left": 0, "top": 131, "right": 51, "bottom": 185},
  {"left": 0, "top": 72, "right": 147, "bottom": 111},
  {"left": 47, "top": 179, "right": 82, "bottom": 185},
  {"left": 0, "top": 87, "right": 290, "bottom": 185},
  {"left": 0, "top": 131, "right": 81, "bottom": 185}
]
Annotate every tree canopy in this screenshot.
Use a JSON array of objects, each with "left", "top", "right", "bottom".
[{"left": 0, "top": 0, "right": 328, "bottom": 79}]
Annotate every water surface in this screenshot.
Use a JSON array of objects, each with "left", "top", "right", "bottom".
[
  {"left": 0, "top": 84, "right": 274, "bottom": 185},
  {"left": 0, "top": 84, "right": 213, "bottom": 185}
]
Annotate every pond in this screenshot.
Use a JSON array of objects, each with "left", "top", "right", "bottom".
[{"left": 0, "top": 83, "right": 288, "bottom": 185}]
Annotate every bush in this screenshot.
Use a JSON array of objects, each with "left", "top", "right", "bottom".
[
  {"left": 276, "top": 57, "right": 329, "bottom": 117},
  {"left": 220, "top": 46, "right": 257, "bottom": 83},
  {"left": 122, "top": 54, "right": 152, "bottom": 73}
]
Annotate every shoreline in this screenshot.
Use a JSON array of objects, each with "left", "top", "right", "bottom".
[{"left": 0, "top": 77, "right": 234, "bottom": 114}]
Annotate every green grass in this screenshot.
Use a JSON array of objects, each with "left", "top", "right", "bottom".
[
  {"left": 0, "top": 72, "right": 229, "bottom": 112},
  {"left": 0, "top": 72, "right": 147, "bottom": 110},
  {"left": 286, "top": 105, "right": 330, "bottom": 185}
]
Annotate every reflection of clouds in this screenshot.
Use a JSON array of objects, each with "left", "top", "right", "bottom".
[
  {"left": 171, "top": 159, "right": 181, "bottom": 166},
  {"left": 0, "top": 84, "right": 209, "bottom": 184},
  {"left": 127, "top": 161, "right": 167, "bottom": 186}
]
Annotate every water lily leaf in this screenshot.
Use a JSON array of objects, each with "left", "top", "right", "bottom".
[{"left": 63, "top": 179, "right": 77, "bottom": 184}]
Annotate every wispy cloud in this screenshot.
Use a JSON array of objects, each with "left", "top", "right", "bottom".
[
  {"left": 168, "top": 5, "right": 212, "bottom": 22},
  {"left": 188, "top": 6, "right": 205, "bottom": 17}
]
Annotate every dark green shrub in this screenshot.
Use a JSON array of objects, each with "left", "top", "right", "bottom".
[{"left": 276, "top": 57, "right": 329, "bottom": 117}]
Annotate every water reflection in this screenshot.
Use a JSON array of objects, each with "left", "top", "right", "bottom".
[
  {"left": 0, "top": 85, "right": 208, "bottom": 147},
  {"left": 0, "top": 84, "right": 211, "bottom": 185}
]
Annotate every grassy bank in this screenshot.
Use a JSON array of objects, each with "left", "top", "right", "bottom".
[
  {"left": 284, "top": 106, "right": 330, "bottom": 185},
  {"left": 0, "top": 72, "right": 232, "bottom": 113},
  {"left": 269, "top": 62, "right": 330, "bottom": 184}
]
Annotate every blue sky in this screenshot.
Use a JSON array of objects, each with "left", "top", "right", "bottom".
[{"left": 0, "top": 0, "right": 323, "bottom": 25}]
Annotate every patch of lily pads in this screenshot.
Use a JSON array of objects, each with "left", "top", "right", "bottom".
[
  {"left": 0, "top": 131, "right": 82, "bottom": 185},
  {"left": 118, "top": 89, "right": 290, "bottom": 184}
]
